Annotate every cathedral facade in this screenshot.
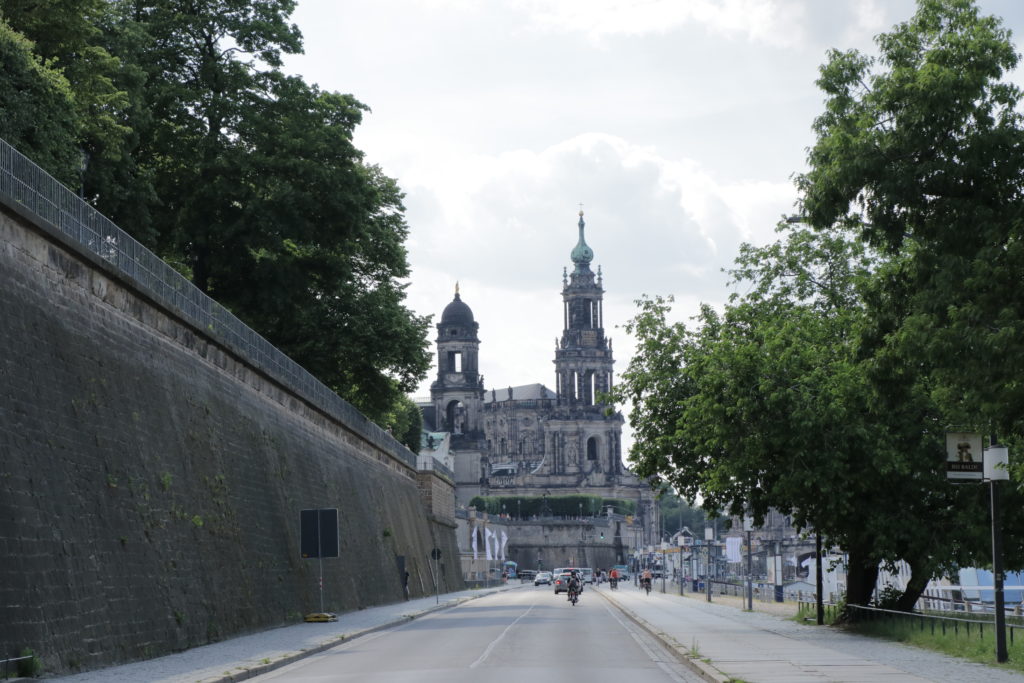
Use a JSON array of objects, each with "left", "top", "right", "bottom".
[{"left": 420, "top": 212, "right": 657, "bottom": 539}]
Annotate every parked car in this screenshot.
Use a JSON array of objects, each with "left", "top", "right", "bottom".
[
  {"left": 582, "top": 568, "right": 594, "bottom": 584},
  {"left": 534, "top": 571, "right": 552, "bottom": 586}
]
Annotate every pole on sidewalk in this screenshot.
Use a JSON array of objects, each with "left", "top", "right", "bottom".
[
  {"left": 746, "top": 529, "right": 753, "bottom": 611},
  {"left": 987, "top": 436, "right": 1009, "bottom": 662},
  {"left": 662, "top": 549, "right": 667, "bottom": 594},
  {"left": 815, "top": 532, "right": 824, "bottom": 626},
  {"left": 705, "top": 526, "right": 713, "bottom": 602}
]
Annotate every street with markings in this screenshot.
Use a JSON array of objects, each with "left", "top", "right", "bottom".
[{"left": 251, "top": 585, "right": 702, "bottom": 682}]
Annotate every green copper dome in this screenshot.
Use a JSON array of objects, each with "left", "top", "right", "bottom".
[{"left": 571, "top": 211, "right": 593, "bottom": 271}]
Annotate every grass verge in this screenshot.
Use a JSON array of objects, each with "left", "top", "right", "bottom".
[{"left": 796, "top": 603, "right": 1024, "bottom": 674}]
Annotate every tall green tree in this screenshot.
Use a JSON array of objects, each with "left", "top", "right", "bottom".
[
  {"left": 114, "top": 1, "right": 430, "bottom": 419},
  {"left": 1, "top": 0, "right": 432, "bottom": 423},
  {"left": 799, "top": 0, "right": 1024, "bottom": 453},
  {"left": 612, "top": 225, "right": 992, "bottom": 608},
  {"left": 799, "top": 0, "right": 1024, "bottom": 582}
]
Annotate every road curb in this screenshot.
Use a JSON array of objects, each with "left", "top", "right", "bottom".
[
  {"left": 597, "top": 589, "right": 731, "bottom": 683},
  {"left": 199, "top": 593, "right": 491, "bottom": 683}
]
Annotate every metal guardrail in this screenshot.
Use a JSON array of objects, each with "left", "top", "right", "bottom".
[
  {"left": 415, "top": 455, "right": 455, "bottom": 481},
  {"left": 0, "top": 137, "right": 414, "bottom": 470},
  {"left": 846, "top": 603, "right": 1023, "bottom": 644},
  {"left": 0, "top": 655, "right": 35, "bottom": 678}
]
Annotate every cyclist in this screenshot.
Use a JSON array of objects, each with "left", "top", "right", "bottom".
[
  {"left": 641, "top": 567, "right": 653, "bottom": 594},
  {"left": 609, "top": 566, "right": 620, "bottom": 590},
  {"left": 567, "top": 569, "right": 582, "bottom": 603}
]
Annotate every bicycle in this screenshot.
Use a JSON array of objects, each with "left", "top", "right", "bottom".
[
  {"left": 641, "top": 577, "right": 651, "bottom": 595},
  {"left": 567, "top": 577, "right": 581, "bottom": 605}
]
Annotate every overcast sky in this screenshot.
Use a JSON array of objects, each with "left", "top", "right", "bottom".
[{"left": 283, "top": 0, "right": 1024, "bottom": 448}]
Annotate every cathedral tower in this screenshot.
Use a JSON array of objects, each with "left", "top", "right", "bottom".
[
  {"left": 430, "top": 285, "right": 484, "bottom": 436},
  {"left": 554, "top": 211, "right": 615, "bottom": 408}
]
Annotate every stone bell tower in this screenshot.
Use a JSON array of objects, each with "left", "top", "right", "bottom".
[{"left": 430, "top": 284, "right": 484, "bottom": 436}]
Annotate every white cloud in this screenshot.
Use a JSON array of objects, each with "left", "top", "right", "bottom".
[
  {"left": 284, "top": 0, "right": 1024, "bottom": 460},
  {"left": 403, "top": 132, "right": 796, "bottom": 403},
  {"left": 515, "top": 0, "right": 807, "bottom": 47}
]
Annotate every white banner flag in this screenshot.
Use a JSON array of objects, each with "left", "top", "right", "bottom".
[
  {"left": 485, "top": 528, "right": 493, "bottom": 560},
  {"left": 471, "top": 525, "right": 478, "bottom": 560},
  {"left": 726, "top": 536, "right": 742, "bottom": 563},
  {"left": 500, "top": 530, "right": 508, "bottom": 561}
]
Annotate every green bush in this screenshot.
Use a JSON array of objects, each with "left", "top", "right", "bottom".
[
  {"left": 16, "top": 647, "right": 41, "bottom": 677},
  {"left": 468, "top": 495, "right": 636, "bottom": 518}
]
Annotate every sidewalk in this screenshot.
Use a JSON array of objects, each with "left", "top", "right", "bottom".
[
  {"left": 599, "top": 583, "right": 1024, "bottom": 683},
  {"left": 50, "top": 583, "right": 522, "bottom": 683}
]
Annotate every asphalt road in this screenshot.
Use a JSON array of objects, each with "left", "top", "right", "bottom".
[{"left": 250, "top": 584, "right": 703, "bottom": 683}]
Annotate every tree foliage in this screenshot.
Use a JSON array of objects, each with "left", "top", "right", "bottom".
[
  {"left": 800, "top": 0, "right": 1024, "bottom": 583},
  {"left": 0, "top": 20, "right": 81, "bottom": 185},
  {"left": 616, "top": 0, "right": 1024, "bottom": 610},
  {"left": 2, "top": 0, "right": 134, "bottom": 194},
  {"left": 1, "top": 0, "right": 431, "bottom": 425},
  {"left": 657, "top": 490, "right": 705, "bottom": 535},
  {"left": 612, "top": 224, "right": 998, "bottom": 607},
  {"left": 799, "top": 0, "right": 1024, "bottom": 444},
  {"left": 383, "top": 395, "right": 424, "bottom": 454}
]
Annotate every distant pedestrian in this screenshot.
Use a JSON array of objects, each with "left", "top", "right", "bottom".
[{"left": 403, "top": 571, "right": 410, "bottom": 600}]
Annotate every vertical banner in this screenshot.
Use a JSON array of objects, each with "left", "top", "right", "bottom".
[
  {"left": 471, "top": 524, "right": 478, "bottom": 560},
  {"left": 500, "top": 530, "right": 508, "bottom": 561},
  {"left": 485, "top": 528, "right": 493, "bottom": 560},
  {"left": 726, "top": 536, "right": 742, "bottom": 563}
]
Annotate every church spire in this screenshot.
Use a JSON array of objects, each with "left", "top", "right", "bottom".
[{"left": 570, "top": 210, "right": 594, "bottom": 273}]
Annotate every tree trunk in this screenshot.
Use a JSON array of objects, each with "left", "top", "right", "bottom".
[
  {"left": 845, "top": 548, "right": 879, "bottom": 607},
  {"left": 895, "top": 558, "right": 930, "bottom": 612}
]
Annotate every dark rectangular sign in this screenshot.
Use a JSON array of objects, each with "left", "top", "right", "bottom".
[{"left": 300, "top": 508, "right": 339, "bottom": 558}]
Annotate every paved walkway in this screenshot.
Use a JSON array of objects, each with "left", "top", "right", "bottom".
[
  {"left": 50, "top": 584, "right": 520, "bottom": 683},
  {"left": 599, "top": 583, "right": 1024, "bottom": 683}
]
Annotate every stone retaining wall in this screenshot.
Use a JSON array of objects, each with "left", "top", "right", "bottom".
[{"left": 0, "top": 204, "right": 461, "bottom": 675}]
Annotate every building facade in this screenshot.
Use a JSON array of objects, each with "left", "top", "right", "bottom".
[{"left": 420, "top": 212, "right": 657, "bottom": 545}]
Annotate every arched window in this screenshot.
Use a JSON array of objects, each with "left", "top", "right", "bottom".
[
  {"left": 587, "top": 436, "right": 598, "bottom": 460},
  {"left": 445, "top": 400, "right": 462, "bottom": 432}
]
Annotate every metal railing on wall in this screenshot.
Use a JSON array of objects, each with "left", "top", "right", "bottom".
[{"left": 0, "top": 137, "right": 414, "bottom": 470}]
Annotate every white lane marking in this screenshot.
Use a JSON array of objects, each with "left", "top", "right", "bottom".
[
  {"left": 602, "top": 600, "right": 689, "bottom": 682},
  {"left": 468, "top": 603, "right": 536, "bottom": 669}
]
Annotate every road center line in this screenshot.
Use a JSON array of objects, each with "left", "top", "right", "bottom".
[{"left": 468, "top": 603, "right": 536, "bottom": 669}]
